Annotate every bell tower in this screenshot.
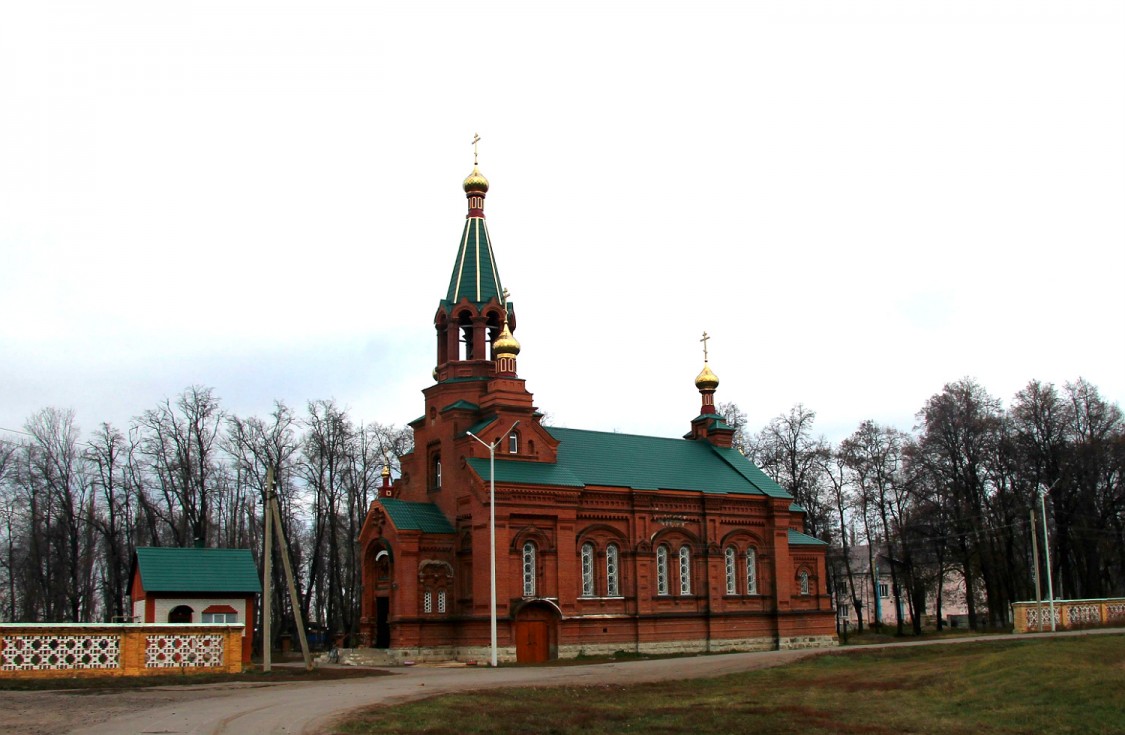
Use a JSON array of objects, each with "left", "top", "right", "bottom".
[{"left": 433, "top": 134, "right": 515, "bottom": 383}]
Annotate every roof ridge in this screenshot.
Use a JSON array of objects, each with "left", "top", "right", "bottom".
[
  {"left": 706, "top": 444, "right": 793, "bottom": 499},
  {"left": 548, "top": 426, "right": 699, "bottom": 444}
]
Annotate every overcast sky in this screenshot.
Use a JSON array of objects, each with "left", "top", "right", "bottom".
[{"left": 2, "top": 1, "right": 1122, "bottom": 447}]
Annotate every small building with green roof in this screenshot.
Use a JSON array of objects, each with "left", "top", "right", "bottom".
[
  {"left": 130, "top": 547, "right": 260, "bottom": 663},
  {"left": 356, "top": 156, "right": 836, "bottom": 663}
]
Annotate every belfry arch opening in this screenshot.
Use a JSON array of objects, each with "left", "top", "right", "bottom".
[
  {"left": 457, "top": 310, "right": 475, "bottom": 360},
  {"left": 485, "top": 311, "right": 502, "bottom": 360}
]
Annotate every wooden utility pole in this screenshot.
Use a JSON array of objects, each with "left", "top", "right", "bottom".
[
  {"left": 262, "top": 466, "right": 313, "bottom": 672},
  {"left": 270, "top": 490, "right": 314, "bottom": 671}
]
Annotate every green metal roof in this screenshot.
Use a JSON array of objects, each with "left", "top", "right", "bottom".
[
  {"left": 441, "top": 400, "right": 479, "bottom": 413},
  {"left": 380, "top": 498, "right": 456, "bottom": 534},
  {"left": 465, "top": 428, "right": 794, "bottom": 499},
  {"left": 788, "top": 529, "right": 828, "bottom": 546},
  {"left": 709, "top": 445, "right": 793, "bottom": 499},
  {"left": 442, "top": 216, "right": 503, "bottom": 311},
  {"left": 462, "top": 416, "right": 498, "bottom": 438},
  {"left": 467, "top": 457, "right": 585, "bottom": 487},
  {"left": 135, "top": 547, "right": 260, "bottom": 594}
]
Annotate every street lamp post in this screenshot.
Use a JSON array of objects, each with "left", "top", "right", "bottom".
[
  {"left": 467, "top": 420, "right": 519, "bottom": 668},
  {"left": 1039, "top": 483, "right": 1057, "bottom": 632}
]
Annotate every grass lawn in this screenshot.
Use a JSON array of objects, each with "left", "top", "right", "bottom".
[{"left": 332, "top": 636, "right": 1125, "bottom": 735}]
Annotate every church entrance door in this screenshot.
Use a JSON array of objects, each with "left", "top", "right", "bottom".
[
  {"left": 375, "top": 597, "right": 390, "bottom": 648},
  {"left": 515, "top": 603, "right": 557, "bottom": 663}
]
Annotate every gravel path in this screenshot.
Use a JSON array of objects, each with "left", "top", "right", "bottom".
[{"left": 2, "top": 628, "right": 1119, "bottom": 735}]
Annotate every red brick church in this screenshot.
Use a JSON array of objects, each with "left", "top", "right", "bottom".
[{"left": 357, "top": 151, "right": 836, "bottom": 662}]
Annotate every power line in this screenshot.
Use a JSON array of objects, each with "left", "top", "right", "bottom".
[{"left": 0, "top": 427, "right": 33, "bottom": 438}]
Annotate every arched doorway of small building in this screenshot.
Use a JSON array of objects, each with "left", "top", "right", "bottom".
[
  {"left": 370, "top": 546, "right": 393, "bottom": 648},
  {"left": 514, "top": 602, "right": 559, "bottom": 663},
  {"left": 168, "top": 605, "right": 193, "bottom": 623}
]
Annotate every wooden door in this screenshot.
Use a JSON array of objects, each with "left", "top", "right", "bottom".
[
  {"left": 516, "top": 619, "right": 549, "bottom": 663},
  {"left": 168, "top": 605, "right": 193, "bottom": 623},
  {"left": 375, "top": 597, "right": 390, "bottom": 648}
]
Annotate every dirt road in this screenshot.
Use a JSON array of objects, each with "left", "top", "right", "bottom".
[{"left": 3, "top": 629, "right": 1120, "bottom": 735}]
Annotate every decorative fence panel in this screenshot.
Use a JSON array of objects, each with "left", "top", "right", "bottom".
[
  {"left": 1, "top": 634, "right": 120, "bottom": 672},
  {"left": 1012, "top": 598, "right": 1125, "bottom": 633},
  {"left": 145, "top": 633, "right": 225, "bottom": 668},
  {"left": 0, "top": 624, "right": 243, "bottom": 678}
]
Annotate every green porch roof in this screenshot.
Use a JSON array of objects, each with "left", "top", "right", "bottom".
[
  {"left": 441, "top": 400, "right": 479, "bottom": 413},
  {"left": 134, "top": 547, "right": 260, "bottom": 594},
  {"left": 442, "top": 216, "right": 503, "bottom": 311},
  {"left": 466, "top": 428, "right": 794, "bottom": 499},
  {"left": 380, "top": 498, "right": 456, "bottom": 534},
  {"left": 788, "top": 529, "right": 828, "bottom": 546},
  {"left": 462, "top": 416, "right": 498, "bottom": 438}
]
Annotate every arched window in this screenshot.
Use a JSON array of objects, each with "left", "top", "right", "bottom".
[
  {"left": 724, "top": 546, "right": 737, "bottom": 595},
  {"left": 656, "top": 545, "right": 669, "bottom": 595},
  {"left": 508, "top": 431, "right": 519, "bottom": 454},
  {"left": 746, "top": 548, "right": 758, "bottom": 594},
  {"left": 606, "top": 544, "right": 620, "bottom": 597},
  {"left": 432, "top": 456, "right": 442, "bottom": 490},
  {"left": 679, "top": 545, "right": 692, "bottom": 595},
  {"left": 423, "top": 591, "right": 433, "bottom": 614},
  {"left": 580, "top": 542, "right": 595, "bottom": 597},
  {"left": 799, "top": 570, "right": 810, "bottom": 596},
  {"left": 438, "top": 590, "right": 447, "bottom": 614},
  {"left": 522, "top": 541, "right": 537, "bottom": 597}
]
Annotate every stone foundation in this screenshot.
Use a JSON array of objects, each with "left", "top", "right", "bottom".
[
  {"left": 339, "top": 634, "right": 837, "bottom": 666},
  {"left": 778, "top": 635, "right": 837, "bottom": 650}
]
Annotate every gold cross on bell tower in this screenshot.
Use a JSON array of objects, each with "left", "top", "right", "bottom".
[
  {"left": 472, "top": 133, "right": 481, "bottom": 165},
  {"left": 700, "top": 331, "right": 711, "bottom": 362}
]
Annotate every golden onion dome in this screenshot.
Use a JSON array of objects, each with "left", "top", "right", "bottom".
[
  {"left": 493, "top": 323, "right": 521, "bottom": 355},
  {"left": 463, "top": 166, "right": 490, "bottom": 193},
  {"left": 695, "top": 362, "right": 719, "bottom": 391}
]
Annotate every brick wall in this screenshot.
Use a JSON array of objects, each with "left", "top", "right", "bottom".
[
  {"left": 0, "top": 624, "right": 244, "bottom": 679},
  {"left": 1012, "top": 598, "right": 1125, "bottom": 633}
]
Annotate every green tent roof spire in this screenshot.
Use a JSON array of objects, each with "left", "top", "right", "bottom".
[{"left": 444, "top": 139, "right": 504, "bottom": 310}]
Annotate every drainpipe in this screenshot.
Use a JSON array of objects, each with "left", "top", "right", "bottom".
[{"left": 873, "top": 559, "right": 882, "bottom": 627}]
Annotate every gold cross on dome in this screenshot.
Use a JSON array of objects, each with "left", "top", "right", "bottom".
[
  {"left": 700, "top": 331, "right": 710, "bottom": 362},
  {"left": 472, "top": 133, "right": 481, "bottom": 165}
]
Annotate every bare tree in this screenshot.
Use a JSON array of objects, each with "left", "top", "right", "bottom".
[
  {"left": 840, "top": 421, "right": 911, "bottom": 634},
  {"left": 746, "top": 404, "right": 832, "bottom": 538},
  {"left": 86, "top": 423, "right": 135, "bottom": 621},
  {"left": 134, "top": 386, "right": 224, "bottom": 547},
  {"left": 23, "top": 408, "right": 98, "bottom": 621},
  {"left": 913, "top": 378, "right": 1006, "bottom": 628},
  {"left": 716, "top": 401, "right": 749, "bottom": 455}
]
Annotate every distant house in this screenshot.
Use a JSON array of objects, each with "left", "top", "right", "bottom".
[
  {"left": 829, "top": 544, "right": 969, "bottom": 630},
  {"left": 130, "top": 547, "right": 260, "bottom": 663}
]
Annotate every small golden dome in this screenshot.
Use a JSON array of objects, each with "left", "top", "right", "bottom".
[
  {"left": 381, "top": 464, "right": 391, "bottom": 478},
  {"left": 493, "top": 323, "right": 520, "bottom": 355},
  {"left": 463, "top": 166, "right": 489, "bottom": 193},
  {"left": 695, "top": 362, "right": 719, "bottom": 391}
]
